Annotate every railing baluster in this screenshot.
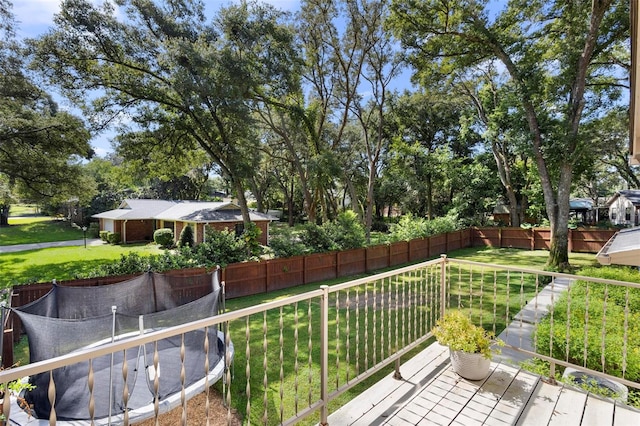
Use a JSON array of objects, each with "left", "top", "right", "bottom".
[
  {"left": 307, "top": 300, "right": 313, "bottom": 408},
  {"left": 373, "top": 281, "right": 377, "bottom": 366},
  {"left": 505, "top": 271, "right": 511, "bottom": 339},
  {"left": 379, "top": 280, "right": 385, "bottom": 362},
  {"left": 245, "top": 316, "right": 251, "bottom": 423},
  {"left": 401, "top": 277, "right": 406, "bottom": 350},
  {"left": 468, "top": 266, "right": 473, "bottom": 315},
  {"left": 583, "top": 283, "right": 590, "bottom": 367},
  {"left": 623, "top": 287, "right": 630, "bottom": 379},
  {"left": 345, "top": 291, "right": 350, "bottom": 384},
  {"left": 492, "top": 270, "right": 498, "bottom": 336},
  {"left": 262, "top": 311, "right": 268, "bottom": 426},
  {"left": 364, "top": 285, "right": 369, "bottom": 371},
  {"left": 88, "top": 358, "right": 95, "bottom": 422},
  {"left": 203, "top": 326, "right": 210, "bottom": 426},
  {"left": 279, "top": 307, "right": 284, "bottom": 424},
  {"left": 48, "top": 370, "right": 56, "bottom": 424},
  {"left": 153, "top": 342, "right": 160, "bottom": 426},
  {"left": 479, "top": 268, "right": 485, "bottom": 328},
  {"left": 294, "top": 302, "right": 299, "bottom": 413},
  {"left": 457, "top": 264, "right": 462, "bottom": 310},
  {"left": 601, "top": 285, "right": 608, "bottom": 373},
  {"left": 355, "top": 287, "right": 360, "bottom": 376},
  {"left": 533, "top": 274, "right": 540, "bottom": 352},
  {"left": 565, "top": 283, "right": 572, "bottom": 362},
  {"left": 335, "top": 293, "right": 340, "bottom": 390},
  {"left": 387, "top": 277, "right": 392, "bottom": 359},
  {"left": 549, "top": 278, "right": 556, "bottom": 359},
  {"left": 518, "top": 272, "right": 524, "bottom": 348},
  {"left": 180, "top": 334, "right": 186, "bottom": 426},
  {"left": 122, "top": 349, "right": 130, "bottom": 426}
]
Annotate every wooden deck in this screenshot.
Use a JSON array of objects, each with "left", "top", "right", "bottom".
[{"left": 327, "top": 343, "right": 640, "bottom": 426}]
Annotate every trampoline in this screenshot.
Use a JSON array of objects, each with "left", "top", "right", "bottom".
[{"left": 8, "top": 269, "right": 232, "bottom": 425}]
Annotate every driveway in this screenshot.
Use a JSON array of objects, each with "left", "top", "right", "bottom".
[{"left": 0, "top": 239, "right": 104, "bottom": 253}]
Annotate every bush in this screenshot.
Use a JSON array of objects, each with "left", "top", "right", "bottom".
[
  {"left": 154, "top": 228, "right": 174, "bottom": 249},
  {"left": 241, "top": 222, "right": 263, "bottom": 258},
  {"left": 178, "top": 225, "right": 195, "bottom": 248},
  {"left": 301, "top": 223, "right": 337, "bottom": 253},
  {"left": 99, "top": 231, "right": 109, "bottom": 242},
  {"left": 268, "top": 227, "right": 308, "bottom": 258},
  {"left": 106, "top": 232, "right": 121, "bottom": 245},
  {"left": 190, "top": 228, "right": 248, "bottom": 267},
  {"left": 389, "top": 213, "right": 429, "bottom": 241},
  {"left": 325, "top": 210, "right": 366, "bottom": 250}
]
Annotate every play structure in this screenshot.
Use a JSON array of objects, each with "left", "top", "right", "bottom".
[{"left": 8, "top": 269, "right": 231, "bottom": 424}]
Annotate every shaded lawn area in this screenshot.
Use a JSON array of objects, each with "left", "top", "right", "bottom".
[
  {"left": 1, "top": 219, "right": 84, "bottom": 245},
  {"left": 448, "top": 246, "right": 600, "bottom": 270},
  {"left": 0, "top": 244, "right": 163, "bottom": 288}
]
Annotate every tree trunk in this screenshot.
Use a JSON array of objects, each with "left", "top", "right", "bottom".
[{"left": 231, "top": 178, "right": 252, "bottom": 225}]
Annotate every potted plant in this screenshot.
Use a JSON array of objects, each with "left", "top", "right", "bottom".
[{"left": 431, "top": 310, "right": 502, "bottom": 380}]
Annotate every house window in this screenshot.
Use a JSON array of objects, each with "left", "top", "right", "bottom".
[
  {"left": 626, "top": 207, "right": 632, "bottom": 221},
  {"left": 235, "top": 223, "right": 244, "bottom": 237},
  {"left": 611, "top": 209, "right": 617, "bottom": 220}
]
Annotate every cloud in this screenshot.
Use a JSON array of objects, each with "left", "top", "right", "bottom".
[{"left": 12, "top": 0, "right": 60, "bottom": 37}]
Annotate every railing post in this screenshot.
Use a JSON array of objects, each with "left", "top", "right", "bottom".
[
  {"left": 320, "top": 285, "right": 329, "bottom": 425},
  {"left": 440, "top": 255, "right": 448, "bottom": 319}
]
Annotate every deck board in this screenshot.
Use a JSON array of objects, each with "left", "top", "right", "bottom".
[
  {"left": 325, "top": 342, "right": 640, "bottom": 426},
  {"left": 547, "top": 385, "right": 588, "bottom": 426},
  {"left": 582, "top": 394, "right": 615, "bottom": 426}
]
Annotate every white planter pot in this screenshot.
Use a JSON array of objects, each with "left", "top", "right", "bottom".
[{"left": 449, "top": 349, "right": 491, "bottom": 380}]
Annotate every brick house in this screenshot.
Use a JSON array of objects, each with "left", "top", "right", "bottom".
[{"left": 92, "top": 199, "right": 274, "bottom": 245}]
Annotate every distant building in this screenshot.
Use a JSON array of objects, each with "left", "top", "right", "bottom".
[
  {"left": 606, "top": 190, "right": 640, "bottom": 227},
  {"left": 92, "top": 199, "right": 274, "bottom": 245}
]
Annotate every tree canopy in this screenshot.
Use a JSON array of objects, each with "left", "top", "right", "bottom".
[{"left": 0, "top": 0, "right": 92, "bottom": 225}]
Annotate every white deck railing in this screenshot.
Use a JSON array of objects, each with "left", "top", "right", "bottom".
[{"left": 1, "top": 256, "right": 638, "bottom": 425}]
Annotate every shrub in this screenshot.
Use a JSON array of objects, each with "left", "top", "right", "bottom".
[
  {"left": 268, "top": 227, "right": 308, "bottom": 258},
  {"left": 301, "top": 223, "right": 337, "bottom": 253},
  {"left": 99, "top": 231, "right": 109, "bottom": 242},
  {"left": 154, "top": 228, "right": 174, "bottom": 249},
  {"left": 241, "top": 222, "right": 263, "bottom": 258},
  {"left": 106, "top": 232, "right": 121, "bottom": 245},
  {"left": 191, "top": 228, "right": 247, "bottom": 267},
  {"left": 325, "top": 210, "right": 365, "bottom": 250},
  {"left": 389, "top": 213, "right": 429, "bottom": 241},
  {"left": 178, "top": 225, "right": 195, "bottom": 248}
]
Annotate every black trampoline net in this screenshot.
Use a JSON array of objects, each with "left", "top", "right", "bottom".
[{"left": 13, "top": 271, "right": 224, "bottom": 421}]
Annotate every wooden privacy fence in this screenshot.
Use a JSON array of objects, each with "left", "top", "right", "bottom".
[{"left": 3, "top": 227, "right": 615, "bottom": 366}]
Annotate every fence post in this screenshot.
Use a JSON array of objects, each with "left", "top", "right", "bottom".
[{"left": 319, "top": 285, "right": 329, "bottom": 425}]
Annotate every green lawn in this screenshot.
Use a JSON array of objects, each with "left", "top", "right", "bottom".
[
  {"left": 7, "top": 204, "right": 41, "bottom": 217},
  {"left": 446, "top": 246, "right": 600, "bottom": 270},
  {"left": 1, "top": 219, "right": 84, "bottom": 245},
  {"left": 0, "top": 243, "right": 163, "bottom": 288}
]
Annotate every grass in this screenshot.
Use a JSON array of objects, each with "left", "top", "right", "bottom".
[
  {"left": 8, "top": 204, "right": 41, "bottom": 217},
  {"left": 0, "top": 243, "right": 163, "bottom": 288},
  {"left": 1, "top": 219, "right": 85, "bottom": 245},
  {"left": 211, "top": 247, "right": 600, "bottom": 425}
]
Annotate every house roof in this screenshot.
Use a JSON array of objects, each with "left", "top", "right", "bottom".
[
  {"left": 596, "top": 226, "right": 640, "bottom": 267},
  {"left": 155, "top": 201, "right": 273, "bottom": 222},
  {"left": 92, "top": 199, "right": 273, "bottom": 223},
  {"left": 569, "top": 198, "right": 593, "bottom": 210},
  {"left": 606, "top": 189, "right": 640, "bottom": 207}
]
